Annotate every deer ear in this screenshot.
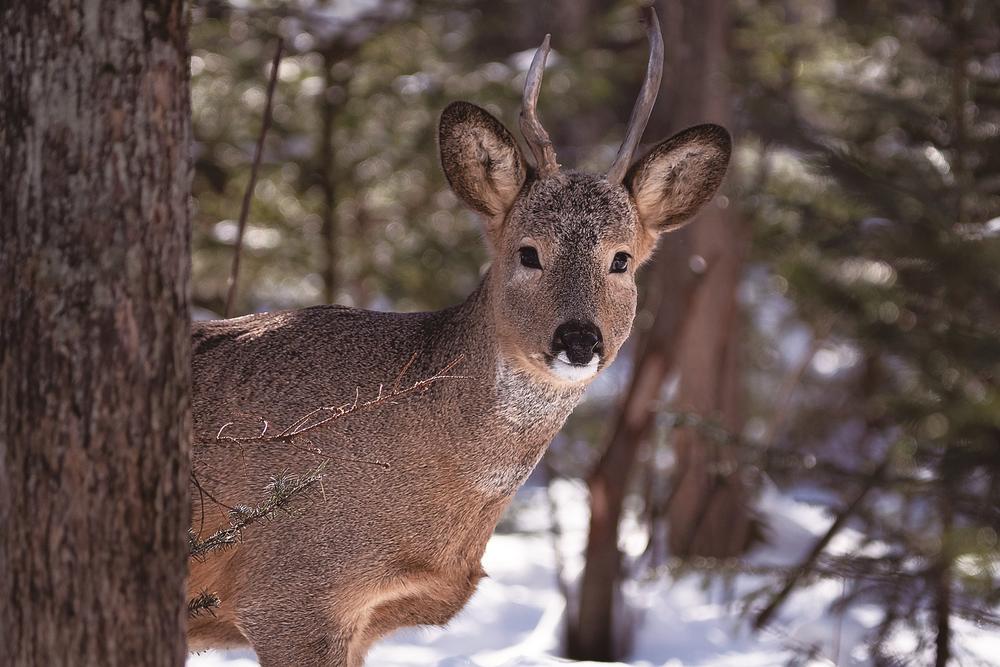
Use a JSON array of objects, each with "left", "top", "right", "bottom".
[
  {"left": 439, "top": 101, "right": 527, "bottom": 218},
  {"left": 625, "top": 124, "right": 731, "bottom": 234}
]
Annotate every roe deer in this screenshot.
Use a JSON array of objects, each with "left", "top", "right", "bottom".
[{"left": 188, "top": 7, "right": 730, "bottom": 665}]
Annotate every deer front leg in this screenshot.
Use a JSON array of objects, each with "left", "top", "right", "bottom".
[{"left": 237, "top": 603, "right": 355, "bottom": 667}]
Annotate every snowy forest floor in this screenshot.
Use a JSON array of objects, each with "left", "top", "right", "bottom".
[{"left": 187, "top": 480, "right": 999, "bottom": 666}]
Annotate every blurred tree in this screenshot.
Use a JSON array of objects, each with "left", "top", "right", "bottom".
[
  {"left": 730, "top": 0, "right": 1000, "bottom": 663},
  {"left": 569, "top": 0, "right": 750, "bottom": 659},
  {"left": 0, "top": 2, "right": 191, "bottom": 665},
  {"left": 657, "top": 0, "right": 752, "bottom": 561},
  {"left": 189, "top": 0, "right": 487, "bottom": 316}
]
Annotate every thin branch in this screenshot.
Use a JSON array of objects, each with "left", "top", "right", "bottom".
[
  {"left": 319, "top": 47, "right": 339, "bottom": 303},
  {"left": 224, "top": 37, "right": 284, "bottom": 318},
  {"left": 540, "top": 456, "right": 571, "bottom": 605},
  {"left": 279, "top": 437, "right": 389, "bottom": 470},
  {"left": 760, "top": 322, "right": 830, "bottom": 449},
  {"left": 191, "top": 471, "right": 234, "bottom": 515},
  {"left": 934, "top": 476, "right": 955, "bottom": 667},
  {"left": 389, "top": 352, "right": 418, "bottom": 394},
  {"left": 753, "top": 449, "right": 889, "bottom": 630},
  {"left": 208, "top": 356, "right": 467, "bottom": 449}
]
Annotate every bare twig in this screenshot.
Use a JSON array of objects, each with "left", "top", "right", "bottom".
[
  {"left": 189, "top": 352, "right": 470, "bottom": 619},
  {"left": 224, "top": 37, "right": 284, "bottom": 318},
  {"left": 279, "top": 438, "right": 389, "bottom": 470},
  {"left": 389, "top": 352, "right": 418, "bottom": 394},
  {"left": 216, "top": 422, "right": 235, "bottom": 440},
  {"left": 831, "top": 577, "right": 847, "bottom": 666},
  {"left": 187, "top": 465, "right": 327, "bottom": 617},
  {"left": 753, "top": 448, "right": 889, "bottom": 630},
  {"left": 209, "top": 356, "right": 467, "bottom": 449},
  {"left": 761, "top": 322, "right": 830, "bottom": 449},
  {"left": 191, "top": 472, "right": 235, "bottom": 515},
  {"left": 540, "top": 456, "right": 571, "bottom": 604},
  {"left": 934, "top": 477, "right": 955, "bottom": 667}
]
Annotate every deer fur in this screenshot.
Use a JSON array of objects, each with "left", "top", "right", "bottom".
[{"left": 187, "top": 25, "right": 730, "bottom": 667}]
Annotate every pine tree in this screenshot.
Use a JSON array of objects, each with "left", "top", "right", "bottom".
[{"left": 732, "top": 0, "right": 1000, "bottom": 663}]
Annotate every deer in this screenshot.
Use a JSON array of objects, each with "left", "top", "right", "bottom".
[{"left": 187, "top": 7, "right": 730, "bottom": 666}]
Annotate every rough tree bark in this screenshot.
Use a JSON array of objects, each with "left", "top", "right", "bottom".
[
  {"left": 569, "top": 0, "right": 748, "bottom": 659},
  {"left": 0, "top": 2, "right": 192, "bottom": 665}
]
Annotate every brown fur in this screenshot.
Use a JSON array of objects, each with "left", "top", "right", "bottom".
[{"left": 188, "top": 101, "right": 729, "bottom": 665}]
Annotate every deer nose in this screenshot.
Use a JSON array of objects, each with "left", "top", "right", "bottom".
[{"left": 552, "top": 320, "right": 604, "bottom": 365}]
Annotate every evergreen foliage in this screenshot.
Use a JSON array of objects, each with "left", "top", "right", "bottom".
[
  {"left": 729, "top": 0, "right": 1000, "bottom": 662},
  {"left": 187, "top": 466, "right": 326, "bottom": 615}
]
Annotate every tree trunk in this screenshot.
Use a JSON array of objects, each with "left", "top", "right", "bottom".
[
  {"left": 568, "top": 235, "right": 700, "bottom": 660},
  {"left": 0, "top": 2, "right": 191, "bottom": 665},
  {"left": 666, "top": 204, "right": 750, "bottom": 558},
  {"left": 658, "top": 0, "right": 751, "bottom": 561},
  {"left": 568, "top": 0, "right": 746, "bottom": 659},
  {"left": 320, "top": 47, "right": 339, "bottom": 305}
]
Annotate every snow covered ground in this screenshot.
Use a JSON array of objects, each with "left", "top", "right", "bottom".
[{"left": 188, "top": 479, "right": 999, "bottom": 667}]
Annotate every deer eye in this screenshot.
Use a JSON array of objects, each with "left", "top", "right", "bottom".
[
  {"left": 519, "top": 246, "right": 542, "bottom": 270},
  {"left": 610, "top": 252, "right": 631, "bottom": 273}
]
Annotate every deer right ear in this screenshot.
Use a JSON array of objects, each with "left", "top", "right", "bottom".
[
  {"left": 439, "top": 102, "right": 527, "bottom": 218},
  {"left": 625, "top": 124, "right": 731, "bottom": 234}
]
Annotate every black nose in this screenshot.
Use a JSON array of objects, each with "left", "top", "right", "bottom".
[{"left": 552, "top": 320, "right": 604, "bottom": 365}]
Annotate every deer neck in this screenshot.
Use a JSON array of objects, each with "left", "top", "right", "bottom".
[{"left": 428, "top": 275, "right": 586, "bottom": 496}]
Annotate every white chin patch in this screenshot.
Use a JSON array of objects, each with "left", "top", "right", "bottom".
[{"left": 548, "top": 352, "right": 600, "bottom": 383}]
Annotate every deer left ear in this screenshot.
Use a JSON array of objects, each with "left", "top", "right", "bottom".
[
  {"left": 625, "top": 124, "right": 731, "bottom": 234},
  {"left": 439, "top": 101, "right": 527, "bottom": 219}
]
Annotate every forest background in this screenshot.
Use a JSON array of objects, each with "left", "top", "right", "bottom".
[{"left": 186, "top": 0, "right": 999, "bottom": 663}]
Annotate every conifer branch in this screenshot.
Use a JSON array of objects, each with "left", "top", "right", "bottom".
[
  {"left": 188, "top": 590, "right": 221, "bottom": 618},
  {"left": 189, "top": 464, "right": 326, "bottom": 560}
]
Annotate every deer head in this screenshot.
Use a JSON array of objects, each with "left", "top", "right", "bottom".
[{"left": 438, "top": 7, "right": 730, "bottom": 385}]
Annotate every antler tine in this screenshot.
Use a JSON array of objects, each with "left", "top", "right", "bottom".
[
  {"left": 519, "top": 34, "right": 560, "bottom": 177},
  {"left": 606, "top": 5, "right": 664, "bottom": 185}
]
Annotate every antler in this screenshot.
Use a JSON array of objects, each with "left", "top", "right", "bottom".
[
  {"left": 519, "top": 34, "right": 560, "bottom": 178},
  {"left": 606, "top": 5, "right": 664, "bottom": 185}
]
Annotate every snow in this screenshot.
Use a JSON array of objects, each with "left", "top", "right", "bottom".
[{"left": 187, "top": 479, "right": 998, "bottom": 667}]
